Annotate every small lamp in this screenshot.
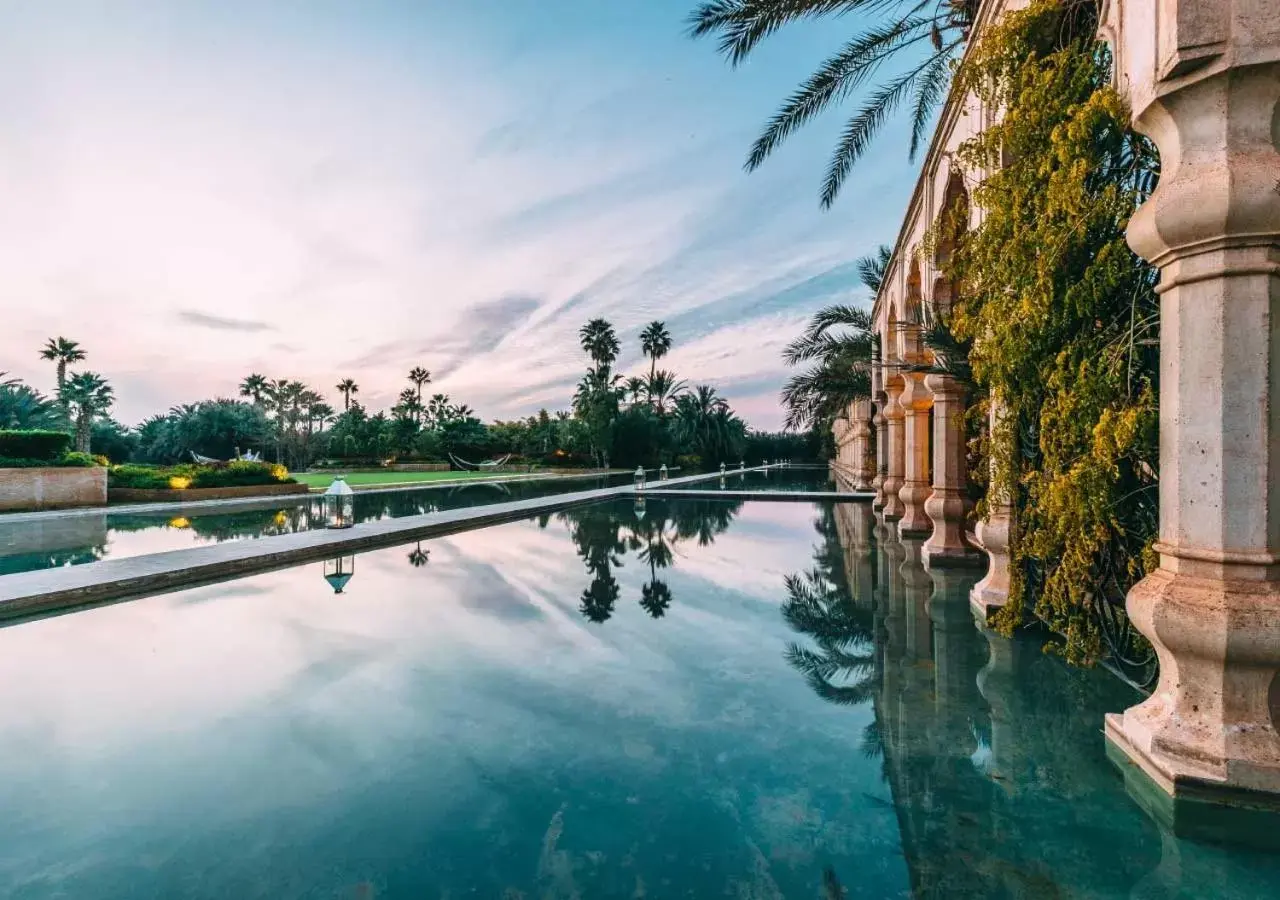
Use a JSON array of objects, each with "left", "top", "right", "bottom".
[
  {"left": 719, "top": 462, "right": 726, "bottom": 475},
  {"left": 659, "top": 463, "right": 668, "bottom": 481},
  {"left": 634, "top": 466, "right": 646, "bottom": 491},
  {"left": 323, "top": 476, "right": 355, "bottom": 529},
  {"left": 323, "top": 555, "right": 356, "bottom": 594},
  {"left": 739, "top": 460, "right": 745, "bottom": 471}
]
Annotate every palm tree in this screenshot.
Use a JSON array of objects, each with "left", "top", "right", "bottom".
[
  {"left": 408, "top": 367, "right": 431, "bottom": 402},
  {"left": 39, "top": 337, "right": 86, "bottom": 401},
  {"left": 239, "top": 373, "right": 268, "bottom": 405},
  {"left": 579, "top": 319, "right": 620, "bottom": 367},
  {"left": 0, "top": 377, "right": 64, "bottom": 430},
  {"left": 639, "top": 321, "right": 673, "bottom": 380},
  {"left": 688, "top": 1, "right": 980, "bottom": 207},
  {"left": 60, "top": 371, "right": 114, "bottom": 453},
  {"left": 394, "top": 388, "right": 423, "bottom": 423},
  {"left": 645, "top": 369, "right": 688, "bottom": 415},
  {"left": 336, "top": 378, "right": 359, "bottom": 410}
]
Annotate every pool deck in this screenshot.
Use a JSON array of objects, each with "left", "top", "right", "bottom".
[{"left": 0, "top": 468, "right": 768, "bottom": 623}]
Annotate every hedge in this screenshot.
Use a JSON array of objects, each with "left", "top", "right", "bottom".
[
  {"left": 0, "top": 451, "right": 97, "bottom": 469},
  {"left": 110, "top": 461, "right": 295, "bottom": 490},
  {"left": 0, "top": 430, "right": 72, "bottom": 462}
]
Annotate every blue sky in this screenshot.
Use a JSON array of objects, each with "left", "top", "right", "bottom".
[{"left": 0, "top": 0, "right": 920, "bottom": 428}]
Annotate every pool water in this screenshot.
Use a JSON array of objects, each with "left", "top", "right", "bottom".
[
  {"left": 0, "top": 497, "right": 1274, "bottom": 898},
  {"left": 672, "top": 464, "right": 837, "bottom": 493},
  {"left": 0, "top": 473, "right": 630, "bottom": 576}
]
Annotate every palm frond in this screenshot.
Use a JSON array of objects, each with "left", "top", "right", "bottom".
[
  {"left": 856, "top": 244, "right": 893, "bottom": 293},
  {"left": 686, "top": 0, "right": 864, "bottom": 66},
  {"left": 746, "top": 18, "right": 932, "bottom": 170},
  {"left": 908, "top": 38, "right": 962, "bottom": 158}
]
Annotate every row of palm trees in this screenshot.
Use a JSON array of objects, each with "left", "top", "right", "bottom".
[{"left": 35, "top": 337, "right": 115, "bottom": 453}]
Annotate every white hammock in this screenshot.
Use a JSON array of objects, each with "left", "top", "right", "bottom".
[{"left": 448, "top": 452, "right": 513, "bottom": 471}]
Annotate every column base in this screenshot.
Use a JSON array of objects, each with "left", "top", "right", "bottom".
[
  {"left": 897, "top": 481, "right": 931, "bottom": 537},
  {"left": 923, "top": 543, "right": 985, "bottom": 570},
  {"left": 1105, "top": 718, "right": 1280, "bottom": 851},
  {"left": 969, "top": 507, "right": 1012, "bottom": 619}
]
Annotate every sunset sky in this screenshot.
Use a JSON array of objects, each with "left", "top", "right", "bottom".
[{"left": 0, "top": 0, "right": 918, "bottom": 428}]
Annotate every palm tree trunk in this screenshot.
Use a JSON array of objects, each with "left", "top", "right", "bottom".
[
  {"left": 57, "top": 362, "right": 67, "bottom": 404},
  {"left": 76, "top": 413, "right": 90, "bottom": 453}
]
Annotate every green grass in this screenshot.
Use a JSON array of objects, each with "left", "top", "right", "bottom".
[{"left": 293, "top": 470, "right": 544, "bottom": 490}]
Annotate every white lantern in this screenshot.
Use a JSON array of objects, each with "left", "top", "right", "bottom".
[
  {"left": 739, "top": 460, "right": 745, "bottom": 471},
  {"left": 659, "top": 463, "right": 669, "bottom": 481},
  {"left": 719, "top": 476, "right": 726, "bottom": 490},
  {"left": 719, "top": 462, "right": 726, "bottom": 475},
  {"left": 323, "top": 555, "right": 356, "bottom": 594},
  {"left": 323, "top": 476, "right": 355, "bottom": 529},
  {"left": 634, "top": 466, "right": 646, "bottom": 491}
]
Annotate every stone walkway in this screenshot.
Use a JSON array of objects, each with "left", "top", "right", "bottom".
[{"left": 0, "top": 468, "right": 767, "bottom": 622}]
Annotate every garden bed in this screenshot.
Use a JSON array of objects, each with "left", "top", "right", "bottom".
[{"left": 108, "top": 482, "right": 310, "bottom": 504}]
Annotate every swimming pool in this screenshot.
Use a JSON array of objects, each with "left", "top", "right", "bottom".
[{"left": 0, "top": 497, "right": 1273, "bottom": 897}]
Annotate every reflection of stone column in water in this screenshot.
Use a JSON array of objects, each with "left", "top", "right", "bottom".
[
  {"left": 927, "top": 567, "right": 983, "bottom": 752},
  {"left": 882, "top": 376, "right": 906, "bottom": 520},
  {"left": 974, "top": 625, "right": 1019, "bottom": 794},
  {"left": 878, "top": 525, "right": 908, "bottom": 753},
  {"left": 1101, "top": 0, "right": 1280, "bottom": 811},
  {"left": 846, "top": 501, "right": 877, "bottom": 612},
  {"left": 898, "top": 537, "right": 936, "bottom": 758}
]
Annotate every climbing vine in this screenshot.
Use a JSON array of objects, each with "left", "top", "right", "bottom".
[{"left": 945, "top": 0, "right": 1160, "bottom": 665}]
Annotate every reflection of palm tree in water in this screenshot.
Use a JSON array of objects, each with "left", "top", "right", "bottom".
[
  {"left": 782, "top": 506, "right": 881, "bottom": 751},
  {"left": 561, "top": 498, "right": 743, "bottom": 622},
  {"left": 407, "top": 541, "right": 430, "bottom": 568}
]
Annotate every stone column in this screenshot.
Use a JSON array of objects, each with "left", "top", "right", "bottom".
[
  {"left": 882, "top": 376, "right": 906, "bottom": 520},
  {"left": 923, "top": 373, "right": 981, "bottom": 566},
  {"left": 851, "top": 398, "right": 876, "bottom": 492},
  {"left": 970, "top": 392, "right": 1013, "bottom": 617},
  {"left": 871, "top": 393, "right": 888, "bottom": 509},
  {"left": 1103, "top": 0, "right": 1280, "bottom": 810},
  {"left": 897, "top": 371, "right": 933, "bottom": 536}
]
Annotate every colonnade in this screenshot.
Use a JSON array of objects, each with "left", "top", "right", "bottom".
[{"left": 832, "top": 0, "right": 1280, "bottom": 825}]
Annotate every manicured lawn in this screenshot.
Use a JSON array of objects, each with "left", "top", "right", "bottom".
[{"left": 293, "top": 469, "right": 544, "bottom": 490}]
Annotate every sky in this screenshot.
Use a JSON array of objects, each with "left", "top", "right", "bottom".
[{"left": 0, "top": 0, "right": 920, "bottom": 429}]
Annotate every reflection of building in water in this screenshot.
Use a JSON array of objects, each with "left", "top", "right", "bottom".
[
  {"left": 826, "top": 505, "right": 1280, "bottom": 896},
  {"left": 0, "top": 513, "right": 109, "bottom": 575}
]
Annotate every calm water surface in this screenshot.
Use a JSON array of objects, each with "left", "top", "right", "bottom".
[
  {"left": 0, "top": 497, "right": 1274, "bottom": 898},
  {"left": 672, "top": 465, "right": 835, "bottom": 493},
  {"left": 0, "top": 473, "right": 629, "bottom": 576}
]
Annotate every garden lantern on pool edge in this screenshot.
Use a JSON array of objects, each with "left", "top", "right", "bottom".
[
  {"left": 659, "top": 463, "right": 668, "bottom": 482},
  {"left": 323, "top": 555, "right": 356, "bottom": 594},
  {"left": 634, "top": 466, "right": 646, "bottom": 491},
  {"left": 323, "top": 476, "right": 355, "bottom": 529}
]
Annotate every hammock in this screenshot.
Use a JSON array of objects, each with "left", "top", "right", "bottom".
[
  {"left": 190, "top": 449, "right": 263, "bottom": 465},
  {"left": 448, "top": 452, "right": 513, "bottom": 471}
]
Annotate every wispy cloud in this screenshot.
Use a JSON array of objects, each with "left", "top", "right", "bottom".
[
  {"left": 177, "top": 311, "right": 276, "bottom": 333},
  {"left": 0, "top": 0, "right": 917, "bottom": 429}
]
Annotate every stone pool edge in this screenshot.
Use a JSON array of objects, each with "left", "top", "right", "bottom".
[{"left": 0, "top": 469, "right": 758, "bottom": 623}]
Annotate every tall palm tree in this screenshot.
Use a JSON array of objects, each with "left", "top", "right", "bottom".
[
  {"left": 688, "top": 1, "right": 980, "bottom": 207},
  {"left": 335, "top": 378, "right": 359, "bottom": 410},
  {"left": 239, "top": 373, "right": 268, "bottom": 405},
  {"left": 39, "top": 337, "right": 86, "bottom": 402},
  {"left": 639, "top": 321, "right": 673, "bottom": 381},
  {"left": 0, "top": 377, "right": 64, "bottom": 430},
  {"left": 408, "top": 367, "right": 431, "bottom": 402},
  {"left": 579, "top": 319, "right": 620, "bottom": 368},
  {"left": 60, "top": 371, "right": 114, "bottom": 453}
]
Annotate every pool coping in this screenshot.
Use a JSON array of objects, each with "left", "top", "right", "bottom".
[{"left": 0, "top": 468, "right": 782, "bottom": 623}]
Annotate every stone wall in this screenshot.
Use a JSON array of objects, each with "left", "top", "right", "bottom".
[
  {"left": 108, "top": 483, "right": 310, "bottom": 504},
  {"left": 0, "top": 467, "right": 108, "bottom": 512}
]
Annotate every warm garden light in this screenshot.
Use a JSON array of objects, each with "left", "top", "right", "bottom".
[
  {"left": 168, "top": 475, "right": 191, "bottom": 490},
  {"left": 323, "top": 555, "right": 356, "bottom": 594},
  {"left": 633, "top": 466, "right": 646, "bottom": 491},
  {"left": 323, "top": 476, "right": 355, "bottom": 529},
  {"left": 659, "top": 464, "right": 668, "bottom": 481}
]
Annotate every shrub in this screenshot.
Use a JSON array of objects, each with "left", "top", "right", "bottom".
[
  {"left": 109, "top": 465, "right": 173, "bottom": 489},
  {"left": 110, "top": 461, "right": 294, "bottom": 490},
  {"left": 0, "top": 451, "right": 99, "bottom": 468},
  {"left": 58, "top": 452, "right": 97, "bottom": 467},
  {"left": 0, "top": 429, "right": 72, "bottom": 461}
]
